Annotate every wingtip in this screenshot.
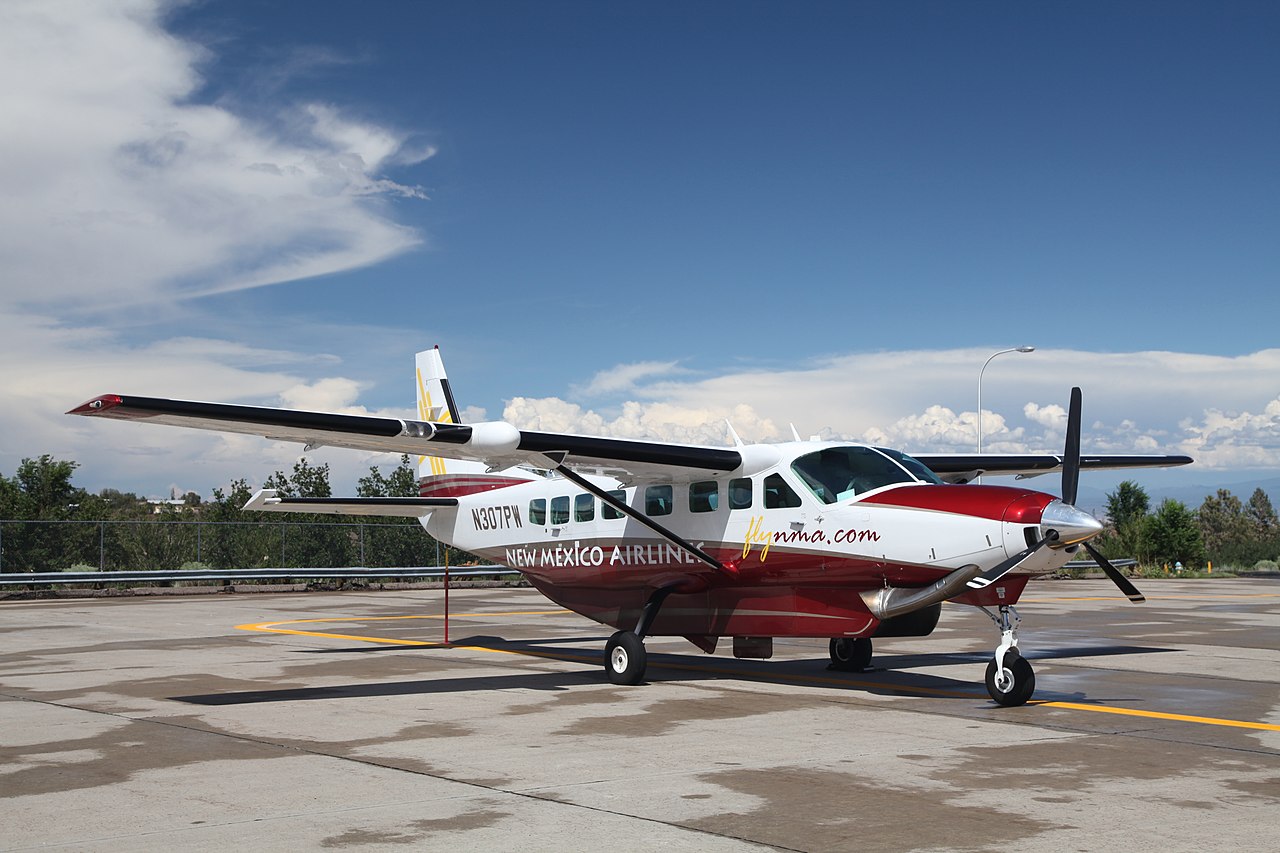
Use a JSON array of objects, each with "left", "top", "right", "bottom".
[{"left": 67, "top": 394, "right": 123, "bottom": 416}]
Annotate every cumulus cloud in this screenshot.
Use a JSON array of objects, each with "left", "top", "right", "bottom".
[
  {"left": 499, "top": 349, "right": 1280, "bottom": 472},
  {"left": 504, "top": 397, "right": 780, "bottom": 446},
  {"left": 1175, "top": 397, "right": 1280, "bottom": 469}
]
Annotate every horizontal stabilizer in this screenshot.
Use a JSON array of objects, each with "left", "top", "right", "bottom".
[{"left": 244, "top": 490, "right": 458, "bottom": 517}]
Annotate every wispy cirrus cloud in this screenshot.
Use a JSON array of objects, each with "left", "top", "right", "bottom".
[
  {"left": 0, "top": 0, "right": 428, "bottom": 310},
  {"left": 0, "top": 1, "right": 435, "bottom": 495},
  {"left": 572, "top": 360, "right": 686, "bottom": 397}
]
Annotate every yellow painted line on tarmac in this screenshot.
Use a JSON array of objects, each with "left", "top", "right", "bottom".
[
  {"left": 237, "top": 610, "right": 1280, "bottom": 733},
  {"left": 1035, "top": 700, "right": 1280, "bottom": 732},
  {"left": 1021, "top": 592, "right": 1280, "bottom": 603},
  {"left": 235, "top": 610, "right": 570, "bottom": 646}
]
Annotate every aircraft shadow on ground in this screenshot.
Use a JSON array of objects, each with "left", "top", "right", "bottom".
[{"left": 169, "top": 636, "right": 1167, "bottom": 706}]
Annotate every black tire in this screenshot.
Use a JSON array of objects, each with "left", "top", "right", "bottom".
[
  {"left": 605, "top": 630, "right": 647, "bottom": 685},
  {"left": 985, "top": 655, "right": 1036, "bottom": 706},
  {"left": 828, "top": 637, "right": 873, "bottom": 672}
]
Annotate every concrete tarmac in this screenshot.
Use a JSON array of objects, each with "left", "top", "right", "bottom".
[{"left": 2, "top": 578, "right": 1279, "bottom": 851}]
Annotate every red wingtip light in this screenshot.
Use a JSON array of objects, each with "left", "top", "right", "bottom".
[{"left": 67, "top": 394, "right": 123, "bottom": 416}]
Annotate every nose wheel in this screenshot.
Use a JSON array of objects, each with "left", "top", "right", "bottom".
[{"left": 981, "top": 604, "right": 1036, "bottom": 706}]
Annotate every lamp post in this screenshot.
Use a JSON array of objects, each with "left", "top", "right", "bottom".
[{"left": 976, "top": 345, "right": 1035, "bottom": 484}]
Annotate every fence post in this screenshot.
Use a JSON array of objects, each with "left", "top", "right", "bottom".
[
  {"left": 99, "top": 521, "right": 105, "bottom": 570},
  {"left": 197, "top": 522, "right": 202, "bottom": 564},
  {"left": 359, "top": 523, "right": 365, "bottom": 567},
  {"left": 280, "top": 523, "right": 286, "bottom": 568}
]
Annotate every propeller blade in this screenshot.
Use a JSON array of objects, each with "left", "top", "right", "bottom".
[
  {"left": 1084, "top": 541, "right": 1146, "bottom": 603},
  {"left": 966, "top": 531, "right": 1058, "bottom": 591},
  {"left": 1062, "top": 386, "right": 1082, "bottom": 506}
]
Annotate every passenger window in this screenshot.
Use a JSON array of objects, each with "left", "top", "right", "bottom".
[
  {"left": 645, "top": 484, "right": 673, "bottom": 516},
  {"left": 728, "top": 478, "right": 752, "bottom": 510},
  {"left": 764, "top": 473, "right": 802, "bottom": 509},
  {"left": 602, "top": 489, "right": 627, "bottom": 520},
  {"left": 574, "top": 493, "right": 594, "bottom": 522},
  {"left": 550, "top": 495, "right": 570, "bottom": 525},
  {"left": 689, "top": 481, "right": 718, "bottom": 513},
  {"left": 529, "top": 498, "right": 546, "bottom": 525}
]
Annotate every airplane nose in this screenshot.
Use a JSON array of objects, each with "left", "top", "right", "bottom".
[{"left": 1039, "top": 499, "right": 1103, "bottom": 546}]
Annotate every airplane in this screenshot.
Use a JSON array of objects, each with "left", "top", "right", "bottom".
[{"left": 68, "top": 347, "right": 1192, "bottom": 706}]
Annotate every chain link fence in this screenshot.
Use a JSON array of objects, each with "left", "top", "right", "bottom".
[{"left": 0, "top": 519, "right": 473, "bottom": 572}]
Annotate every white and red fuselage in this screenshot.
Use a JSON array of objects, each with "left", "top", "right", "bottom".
[{"left": 423, "top": 441, "right": 1079, "bottom": 641}]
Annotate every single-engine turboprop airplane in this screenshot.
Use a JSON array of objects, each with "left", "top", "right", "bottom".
[{"left": 69, "top": 348, "right": 1191, "bottom": 705}]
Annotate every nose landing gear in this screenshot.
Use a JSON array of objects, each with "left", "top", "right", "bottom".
[{"left": 981, "top": 604, "right": 1036, "bottom": 706}]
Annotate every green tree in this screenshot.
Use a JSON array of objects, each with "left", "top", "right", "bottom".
[
  {"left": 1, "top": 456, "right": 97, "bottom": 570},
  {"left": 1245, "top": 489, "right": 1278, "bottom": 535},
  {"left": 1095, "top": 481, "right": 1150, "bottom": 560},
  {"left": 261, "top": 459, "right": 353, "bottom": 568},
  {"left": 1146, "top": 499, "right": 1206, "bottom": 568},
  {"left": 203, "top": 478, "right": 278, "bottom": 569},
  {"left": 356, "top": 455, "right": 442, "bottom": 567},
  {"left": 358, "top": 455, "right": 418, "bottom": 497},
  {"left": 1196, "top": 489, "right": 1249, "bottom": 558}
]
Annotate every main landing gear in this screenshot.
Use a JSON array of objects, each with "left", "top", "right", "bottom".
[
  {"left": 604, "top": 586, "right": 677, "bottom": 685},
  {"left": 981, "top": 604, "right": 1036, "bottom": 706},
  {"left": 828, "top": 637, "right": 872, "bottom": 672}
]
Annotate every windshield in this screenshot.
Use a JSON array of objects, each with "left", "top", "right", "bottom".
[
  {"left": 791, "top": 446, "right": 934, "bottom": 504},
  {"left": 875, "top": 447, "right": 944, "bottom": 485}
]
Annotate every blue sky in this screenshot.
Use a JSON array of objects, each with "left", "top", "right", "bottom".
[{"left": 2, "top": 1, "right": 1278, "bottom": 499}]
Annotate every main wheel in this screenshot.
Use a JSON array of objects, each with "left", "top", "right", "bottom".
[
  {"left": 828, "top": 637, "right": 872, "bottom": 672},
  {"left": 605, "top": 630, "right": 647, "bottom": 685},
  {"left": 985, "top": 655, "right": 1036, "bottom": 706}
]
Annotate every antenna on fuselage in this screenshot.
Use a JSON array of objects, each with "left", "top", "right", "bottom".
[{"left": 725, "top": 420, "right": 744, "bottom": 447}]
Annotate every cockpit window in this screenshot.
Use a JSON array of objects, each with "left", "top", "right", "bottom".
[{"left": 791, "top": 446, "right": 926, "bottom": 503}]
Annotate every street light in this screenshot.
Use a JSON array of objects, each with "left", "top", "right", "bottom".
[{"left": 977, "top": 345, "right": 1035, "bottom": 483}]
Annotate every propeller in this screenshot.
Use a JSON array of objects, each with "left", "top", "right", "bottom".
[
  {"left": 967, "top": 530, "right": 1059, "bottom": 591},
  {"left": 1058, "top": 386, "right": 1145, "bottom": 604}
]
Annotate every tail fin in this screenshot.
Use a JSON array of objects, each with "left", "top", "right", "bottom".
[
  {"left": 415, "top": 346, "right": 534, "bottom": 496},
  {"left": 416, "top": 346, "right": 460, "bottom": 425}
]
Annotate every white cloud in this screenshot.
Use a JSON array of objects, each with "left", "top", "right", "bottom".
[
  {"left": 0, "top": 0, "right": 427, "bottom": 309},
  {"left": 504, "top": 397, "right": 779, "bottom": 446},
  {"left": 573, "top": 360, "right": 684, "bottom": 396},
  {"left": 0, "top": 1, "right": 437, "bottom": 497},
  {"left": 500, "top": 349, "right": 1280, "bottom": 472}
]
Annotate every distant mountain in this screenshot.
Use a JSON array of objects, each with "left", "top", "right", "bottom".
[{"left": 1075, "top": 477, "right": 1280, "bottom": 519}]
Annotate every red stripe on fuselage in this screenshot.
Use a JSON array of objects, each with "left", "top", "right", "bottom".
[
  {"left": 861, "top": 484, "right": 1052, "bottom": 524},
  {"left": 419, "top": 476, "right": 531, "bottom": 498}
]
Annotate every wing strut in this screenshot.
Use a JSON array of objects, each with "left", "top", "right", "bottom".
[{"left": 544, "top": 453, "right": 737, "bottom": 577}]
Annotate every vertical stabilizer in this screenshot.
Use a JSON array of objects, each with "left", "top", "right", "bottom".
[
  {"left": 416, "top": 346, "right": 459, "bottom": 424},
  {"left": 414, "top": 346, "right": 534, "bottom": 496}
]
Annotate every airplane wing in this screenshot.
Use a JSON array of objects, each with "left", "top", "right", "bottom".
[
  {"left": 67, "top": 394, "right": 744, "bottom": 481},
  {"left": 67, "top": 394, "right": 1191, "bottom": 485},
  {"left": 914, "top": 453, "right": 1193, "bottom": 484}
]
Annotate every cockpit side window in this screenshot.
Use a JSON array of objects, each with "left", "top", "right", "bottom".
[
  {"left": 791, "top": 446, "right": 918, "bottom": 503},
  {"left": 763, "top": 473, "right": 802, "bottom": 508}
]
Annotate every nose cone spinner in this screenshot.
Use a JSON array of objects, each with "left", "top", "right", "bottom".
[{"left": 1039, "top": 500, "right": 1104, "bottom": 546}]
